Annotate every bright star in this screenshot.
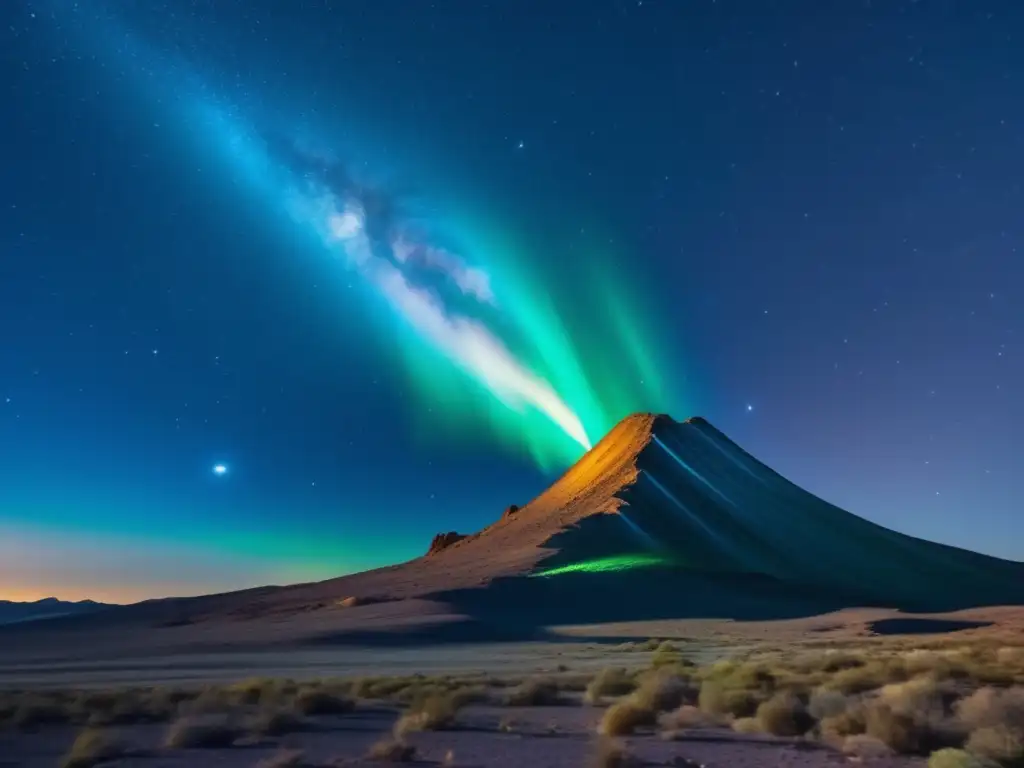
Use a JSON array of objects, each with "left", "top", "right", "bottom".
[
  {"left": 746, "top": 404, "right": 753, "bottom": 412},
  {"left": 213, "top": 464, "right": 228, "bottom": 476},
  {"left": 516, "top": 140, "right": 524, "bottom": 149}
]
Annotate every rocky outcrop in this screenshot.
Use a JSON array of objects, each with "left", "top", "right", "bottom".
[
  {"left": 502, "top": 504, "right": 520, "bottom": 519},
  {"left": 427, "top": 531, "right": 466, "bottom": 555}
]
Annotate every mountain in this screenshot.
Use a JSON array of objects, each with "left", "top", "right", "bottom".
[
  {"left": 0, "top": 597, "right": 109, "bottom": 626},
  {"left": 248, "top": 412, "right": 1024, "bottom": 625},
  {"left": 3, "top": 414, "right": 1021, "bottom": 642}
]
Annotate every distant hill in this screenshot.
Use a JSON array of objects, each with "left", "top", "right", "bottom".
[{"left": 0, "top": 597, "right": 109, "bottom": 625}]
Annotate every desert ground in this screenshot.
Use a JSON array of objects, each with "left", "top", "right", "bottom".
[{"left": 3, "top": 604, "right": 1023, "bottom": 768}]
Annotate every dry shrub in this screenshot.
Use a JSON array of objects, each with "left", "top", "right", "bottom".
[
  {"left": 367, "top": 736, "right": 417, "bottom": 762},
  {"left": 956, "top": 687, "right": 1024, "bottom": 730},
  {"left": 180, "top": 686, "right": 234, "bottom": 715},
  {"left": 395, "top": 692, "right": 462, "bottom": 734},
  {"left": 878, "top": 677, "right": 950, "bottom": 717},
  {"left": 13, "top": 694, "right": 73, "bottom": 729},
  {"left": 632, "top": 670, "right": 693, "bottom": 713},
  {"left": 928, "top": 748, "right": 1001, "bottom": 768},
  {"left": 504, "top": 678, "right": 563, "bottom": 706},
  {"left": 697, "top": 680, "right": 759, "bottom": 719},
  {"left": 863, "top": 700, "right": 952, "bottom": 755},
  {"left": 584, "top": 668, "right": 636, "bottom": 704},
  {"left": 248, "top": 707, "right": 312, "bottom": 736},
  {"left": 293, "top": 688, "right": 354, "bottom": 716},
  {"left": 164, "top": 713, "right": 242, "bottom": 749},
  {"left": 651, "top": 641, "right": 692, "bottom": 669},
  {"left": 660, "top": 704, "right": 715, "bottom": 731},
  {"left": 731, "top": 717, "right": 761, "bottom": 734},
  {"left": 755, "top": 692, "right": 814, "bottom": 737},
  {"left": 828, "top": 661, "right": 903, "bottom": 695},
  {"left": 598, "top": 700, "right": 657, "bottom": 736},
  {"left": 965, "top": 724, "right": 1024, "bottom": 765},
  {"left": 61, "top": 728, "right": 127, "bottom": 768},
  {"left": 229, "top": 678, "right": 286, "bottom": 707},
  {"left": 841, "top": 734, "right": 895, "bottom": 759},
  {"left": 76, "top": 687, "right": 180, "bottom": 726},
  {"left": 594, "top": 737, "right": 644, "bottom": 768},
  {"left": 808, "top": 688, "right": 850, "bottom": 721}
]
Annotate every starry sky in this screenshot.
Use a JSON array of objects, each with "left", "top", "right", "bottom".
[{"left": 2, "top": 0, "right": 1022, "bottom": 603}]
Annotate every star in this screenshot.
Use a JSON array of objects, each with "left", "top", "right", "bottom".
[
  {"left": 516, "top": 140, "right": 524, "bottom": 149},
  {"left": 746, "top": 404, "right": 753, "bottom": 412},
  {"left": 213, "top": 464, "right": 228, "bottom": 476}
]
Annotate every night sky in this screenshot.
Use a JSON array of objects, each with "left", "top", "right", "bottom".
[{"left": 2, "top": 0, "right": 1021, "bottom": 603}]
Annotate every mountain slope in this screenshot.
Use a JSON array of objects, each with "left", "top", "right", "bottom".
[{"left": 282, "top": 412, "right": 1022, "bottom": 615}]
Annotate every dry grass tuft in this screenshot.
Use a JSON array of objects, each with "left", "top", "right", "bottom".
[
  {"left": 584, "top": 668, "right": 636, "bottom": 705},
  {"left": 956, "top": 687, "right": 1024, "bottom": 730},
  {"left": 367, "top": 736, "right": 417, "bottom": 762},
  {"left": 697, "top": 679, "right": 759, "bottom": 719},
  {"left": 731, "top": 717, "right": 761, "bottom": 734},
  {"left": 395, "top": 692, "right": 464, "bottom": 734},
  {"left": 631, "top": 669, "right": 694, "bottom": 713},
  {"left": 841, "top": 734, "right": 895, "bottom": 759},
  {"left": 964, "top": 724, "right": 1024, "bottom": 765},
  {"left": 61, "top": 728, "right": 128, "bottom": 768},
  {"left": 598, "top": 700, "right": 657, "bottom": 736},
  {"left": 248, "top": 707, "right": 312, "bottom": 736},
  {"left": 293, "top": 688, "right": 355, "bottom": 716},
  {"left": 13, "top": 694, "right": 74, "bottom": 729},
  {"left": 927, "top": 748, "right": 1001, "bottom": 768},
  {"left": 660, "top": 704, "right": 715, "bottom": 731},
  {"left": 163, "top": 713, "right": 242, "bottom": 749},
  {"left": 755, "top": 691, "right": 814, "bottom": 737},
  {"left": 504, "top": 678, "right": 563, "bottom": 706}
]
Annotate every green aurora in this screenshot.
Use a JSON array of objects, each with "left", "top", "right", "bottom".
[{"left": 394, "top": 205, "right": 683, "bottom": 472}]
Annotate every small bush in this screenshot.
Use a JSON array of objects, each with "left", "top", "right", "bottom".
[
  {"left": 965, "top": 724, "right": 1024, "bottom": 764},
  {"left": 956, "top": 687, "right": 1024, "bottom": 730},
  {"left": 585, "top": 668, "right": 636, "bottom": 704},
  {"left": 808, "top": 688, "right": 850, "bottom": 720},
  {"left": 293, "top": 688, "right": 354, "bottom": 716},
  {"left": 61, "top": 728, "right": 127, "bottom": 768},
  {"left": 841, "top": 734, "right": 895, "bottom": 758},
  {"left": 755, "top": 692, "right": 814, "bottom": 737},
  {"left": 598, "top": 700, "right": 657, "bottom": 736},
  {"left": 14, "top": 696, "right": 72, "bottom": 729},
  {"left": 632, "top": 670, "right": 693, "bottom": 713},
  {"left": 928, "top": 748, "right": 1000, "bottom": 768},
  {"left": 863, "top": 700, "right": 951, "bottom": 755},
  {"left": 164, "top": 714, "right": 241, "bottom": 749},
  {"left": 731, "top": 717, "right": 761, "bottom": 734},
  {"left": 395, "top": 693, "right": 461, "bottom": 734},
  {"left": 660, "top": 704, "right": 714, "bottom": 731},
  {"left": 505, "top": 678, "right": 562, "bottom": 706},
  {"left": 248, "top": 708, "right": 311, "bottom": 736},
  {"left": 697, "top": 680, "right": 759, "bottom": 718}
]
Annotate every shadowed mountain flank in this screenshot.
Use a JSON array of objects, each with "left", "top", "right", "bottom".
[{"left": 411, "top": 413, "right": 1024, "bottom": 615}]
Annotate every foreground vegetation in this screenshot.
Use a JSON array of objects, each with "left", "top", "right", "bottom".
[{"left": 4, "top": 635, "right": 1024, "bottom": 767}]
